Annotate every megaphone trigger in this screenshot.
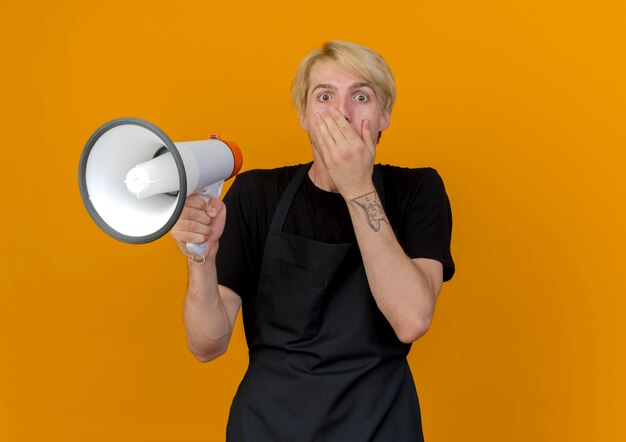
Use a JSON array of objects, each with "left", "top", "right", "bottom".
[{"left": 199, "top": 180, "right": 224, "bottom": 200}]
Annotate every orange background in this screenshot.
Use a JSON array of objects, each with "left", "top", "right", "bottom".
[{"left": 1, "top": 1, "right": 625, "bottom": 441}]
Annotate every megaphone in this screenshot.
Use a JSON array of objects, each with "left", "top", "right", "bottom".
[{"left": 78, "top": 117, "right": 243, "bottom": 255}]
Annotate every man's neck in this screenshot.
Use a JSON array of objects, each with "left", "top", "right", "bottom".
[{"left": 308, "top": 160, "right": 338, "bottom": 193}]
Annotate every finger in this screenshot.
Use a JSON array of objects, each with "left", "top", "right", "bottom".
[
  {"left": 180, "top": 206, "right": 211, "bottom": 225},
  {"left": 320, "top": 108, "right": 349, "bottom": 145},
  {"left": 186, "top": 194, "right": 209, "bottom": 210},
  {"left": 177, "top": 233, "right": 208, "bottom": 246},
  {"left": 206, "top": 198, "right": 223, "bottom": 218},
  {"left": 313, "top": 113, "right": 332, "bottom": 161},
  {"left": 174, "top": 218, "right": 212, "bottom": 235},
  {"left": 171, "top": 223, "right": 209, "bottom": 245},
  {"left": 361, "top": 119, "right": 375, "bottom": 153},
  {"left": 328, "top": 108, "right": 359, "bottom": 143}
]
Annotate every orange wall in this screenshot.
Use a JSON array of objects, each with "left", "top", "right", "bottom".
[{"left": 1, "top": 1, "right": 625, "bottom": 441}]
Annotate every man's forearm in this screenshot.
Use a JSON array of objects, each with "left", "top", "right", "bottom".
[
  {"left": 183, "top": 257, "right": 233, "bottom": 362},
  {"left": 347, "top": 189, "right": 436, "bottom": 344}
]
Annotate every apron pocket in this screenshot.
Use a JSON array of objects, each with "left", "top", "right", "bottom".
[{"left": 265, "top": 259, "right": 326, "bottom": 339}]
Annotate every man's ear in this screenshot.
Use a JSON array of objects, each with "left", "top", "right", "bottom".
[{"left": 299, "top": 113, "right": 308, "bottom": 130}]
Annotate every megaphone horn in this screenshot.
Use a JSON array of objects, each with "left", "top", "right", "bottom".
[{"left": 78, "top": 117, "right": 243, "bottom": 254}]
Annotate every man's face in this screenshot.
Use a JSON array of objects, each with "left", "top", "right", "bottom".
[{"left": 300, "top": 60, "right": 390, "bottom": 147}]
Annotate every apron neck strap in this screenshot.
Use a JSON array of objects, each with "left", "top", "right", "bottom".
[{"left": 269, "top": 162, "right": 312, "bottom": 233}]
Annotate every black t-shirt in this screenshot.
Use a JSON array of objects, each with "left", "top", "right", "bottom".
[{"left": 216, "top": 164, "right": 455, "bottom": 303}]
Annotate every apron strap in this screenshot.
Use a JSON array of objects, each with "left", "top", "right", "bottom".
[
  {"left": 269, "top": 162, "right": 386, "bottom": 234},
  {"left": 269, "top": 162, "right": 313, "bottom": 233}
]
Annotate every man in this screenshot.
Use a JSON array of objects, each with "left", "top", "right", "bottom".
[{"left": 171, "top": 41, "right": 455, "bottom": 441}]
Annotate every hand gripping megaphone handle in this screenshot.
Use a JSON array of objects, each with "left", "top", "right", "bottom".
[{"left": 185, "top": 180, "right": 225, "bottom": 257}]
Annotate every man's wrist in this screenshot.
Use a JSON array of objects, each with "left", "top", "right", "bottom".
[
  {"left": 187, "top": 245, "right": 219, "bottom": 266},
  {"left": 342, "top": 182, "right": 376, "bottom": 202}
]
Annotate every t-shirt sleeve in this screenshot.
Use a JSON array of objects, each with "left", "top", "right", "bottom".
[
  {"left": 395, "top": 168, "right": 455, "bottom": 282},
  {"left": 215, "top": 173, "right": 262, "bottom": 301}
]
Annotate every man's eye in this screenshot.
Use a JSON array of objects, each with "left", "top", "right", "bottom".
[
  {"left": 318, "top": 93, "right": 331, "bottom": 102},
  {"left": 355, "top": 93, "right": 368, "bottom": 102}
]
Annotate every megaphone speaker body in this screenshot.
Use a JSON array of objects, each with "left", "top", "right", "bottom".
[{"left": 79, "top": 117, "right": 242, "bottom": 245}]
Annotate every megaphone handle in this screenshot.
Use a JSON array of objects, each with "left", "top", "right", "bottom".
[{"left": 185, "top": 181, "right": 224, "bottom": 257}]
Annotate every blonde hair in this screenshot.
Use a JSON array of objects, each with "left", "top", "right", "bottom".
[{"left": 291, "top": 41, "right": 396, "bottom": 116}]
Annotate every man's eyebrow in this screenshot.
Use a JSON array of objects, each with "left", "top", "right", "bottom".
[
  {"left": 349, "top": 82, "right": 373, "bottom": 90},
  {"left": 310, "top": 82, "right": 374, "bottom": 94},
  {"left": 311, "top": 83, "right": 336, "bottom": 93}
]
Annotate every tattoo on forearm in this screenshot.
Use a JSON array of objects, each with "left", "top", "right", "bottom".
[{"left": 351, "top": 191, "right": 388, "bottom": 232}]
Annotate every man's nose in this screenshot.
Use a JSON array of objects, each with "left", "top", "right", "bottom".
[{"left": 334, "top": 95, "right": 353, "bottom": 122}]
